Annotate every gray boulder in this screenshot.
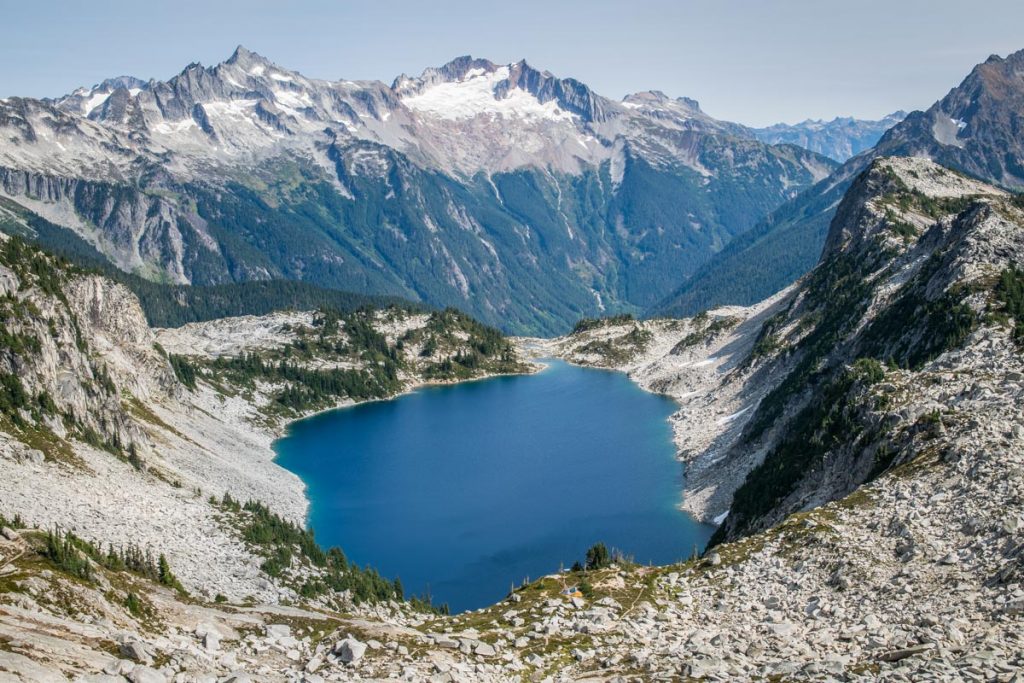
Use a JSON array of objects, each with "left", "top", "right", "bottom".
[
  {"left": 119, "top": 640, "right": 151, "bottom": 664},
  {"left": 223, "top": 672, "right": 255, "bottom": 683},
  {"left": 264, "top": 623, "right": 291, "bottom": 639},
  {"left": 334, "top": 637, "right": 367, "bottom": 664},
  {"left": 202, "top": 631, "right": 220, "bottom": 651},
  {"left": 127, "top": 665, "right": 166, "bottom": 683}
]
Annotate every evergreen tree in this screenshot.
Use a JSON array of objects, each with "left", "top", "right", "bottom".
[{"left": 585, "top": 542, "right": 610, "bottom": 571}]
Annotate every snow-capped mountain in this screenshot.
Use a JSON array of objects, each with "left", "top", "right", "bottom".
[
  {"left": 0, "top": 47, "right": 837, "bottom": 334},
  {"left": 6, "top": 47, "right": 832, "bottom": 180},
  {"left": 749, "top": 111, "right": 907, "bottom": 162}
]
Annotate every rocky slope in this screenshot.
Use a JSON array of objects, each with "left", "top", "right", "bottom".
[
  {"left": 657, "top": 48, "right": 1024, "bottom": 319},
  {"left": 0, "top": 235, "right": 537, "bottom": 673},
  {"left": 564, "top": 157, "right": 1023, "bottom": 529},
  {"left": 749, "top": 111, "right": 906, "bottom": 162},
  {"left": 1, "top": 158, "right": 1023, "bottom": 681},
  {"left": 712, "top": 157, "right": 1023, "bottom": 542},
  {"left": 0, "top": 48, "right": 836, "bottom": 334},
  {"left": 530, "top": 157, "right": 1024, "bottom": 678}
]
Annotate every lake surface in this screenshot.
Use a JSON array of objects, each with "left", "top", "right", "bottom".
[{"left": 274, "top": 359, "right": 713, "bottom": 612}]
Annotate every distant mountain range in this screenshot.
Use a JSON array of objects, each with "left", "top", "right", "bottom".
[
  {"left": 0, "top": 48, "right": 837, "bottom": 334},
  {"left": 749, "top": 111, "right": 907, "bottom": 162},
  {"left": 656, "top": 48, "right": 1024, "bottom": 318},
  {"left": 3, "top": 47, "right": 1019, "bottom": 334}
]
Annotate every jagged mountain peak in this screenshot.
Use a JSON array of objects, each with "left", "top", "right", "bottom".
[
  {"left": 391, "top": 55, "right": 500, "bottom": 96},
  {"left": 0, "top": 46, "right": 838, "bottom": 331},
  {"left": 53, "top": 75, "right": 150, "bottom": 121},
  {"left": 9, "top": 46, "right": 838, "bottom": 182},
  {"left": 658, "top": 47, "right": 1024, "bottom": 321},
  {"left": 391, "top": 55, "right": 602, "bottom": 121},
  {"left": 748, "top": 111, "right": 908, "bottom": 162},
  {"left": 95, "top": 75, "right": 148, "bottom": 94},
  {"left": 623, "top": 90, "right": 702, "bottom": 113},
  {"left": 760, "top": 110, "right": 907, "bottom": 132},
  {"left": 871, "top": 47, "right": 1024, "bottom": 190},
  {"left": 679, "top": 96, "right": 701, "bottom": 111},
  {"left": 500, "top": 59, "right": 612, "bottom": 123},
  {"left": 624, "top": 89, "right": 670, "bottom": 102},
  {"left": 440, "top": 54, "right": 502, "bottom": 78},
  {"left": 225, "top": 44, "right": 270, "bottom": 67},
  {"left": 617, "top": 89, "right": 739, "bottom": 139}
]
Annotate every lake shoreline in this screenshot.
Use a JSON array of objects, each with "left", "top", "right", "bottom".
[
  {"left": 267, "top": 354, "right": 547, "bottom": 532},
  {"left": 274, "top": 357, "right": 713, "bottom": 612},
  {"left": 537, "top": 295, "right": 790, "bottom": 525}
]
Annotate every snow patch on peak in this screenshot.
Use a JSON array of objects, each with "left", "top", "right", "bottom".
[
  {"left": 83, "top": 92, "right": 112, "bottom": 115},
  {"left": 400, "top": 66, "right": 574, "bottom": 122}
]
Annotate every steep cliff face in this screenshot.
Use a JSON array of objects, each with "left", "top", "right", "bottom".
[
  {"left": 65, "top": 274, "right": 180, "bottom": 401},
  {"left": 0, "top": 235, "right": 163, "bottom": 464},
  {"left": 713, "top": 157, "right": 1024, "bottom": 541},
  {"left": 0, "top": 167, "right": 224, "bottom": 284}
]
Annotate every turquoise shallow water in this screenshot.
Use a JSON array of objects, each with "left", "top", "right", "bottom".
[{"left": 274, "top": 359, "right": 713, "bottom": 612}]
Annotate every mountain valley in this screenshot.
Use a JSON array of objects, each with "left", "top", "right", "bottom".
[
  {"left": 0, "top": 37, "right": 1022, "bottom": 683},
  {"left": 0, "top": 153, "right": 1022, "bottom": 681},
  {"left": 658, "top": 48, "right": 1024, "bottom": 319}
]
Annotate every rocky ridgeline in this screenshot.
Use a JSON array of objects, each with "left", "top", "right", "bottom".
[
  {"left": 712, "top": 156, "right": 1020, "bottom": 541},
  {"left": 748, "top": 111, "right": 907, "bottom": 163},
  {"left": 539, "top": 157, "right": 1024, "bottom": 679},
  {"left": 658, "top": 48, "right": 1024, "bottom": 322},
  {"left": 0, "top": 157, "right": 1022, "bottom": 681}
]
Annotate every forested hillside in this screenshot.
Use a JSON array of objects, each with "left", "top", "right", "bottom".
[{"left": 0, "top": 196, "right": 420, "bottom": 327}]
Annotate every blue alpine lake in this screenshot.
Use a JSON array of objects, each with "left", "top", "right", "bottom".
[{"left": 273, "top": 359, "right": 714, "bottom": 613}]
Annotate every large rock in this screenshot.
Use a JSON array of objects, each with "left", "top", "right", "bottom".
[
  {"left": 119, "top": 640, "right": 151, "bottom": 664},
  {"left": 433, "top": 636, "right": 459, "bottom": 649},
  {"left": 879, "top": 643, "right": 937, "bottom": 662},
  {"left": 202, "top": 631, "right": 220, "bottom": 652},
  {"left": 222, "top": 673, "right": 254, "bottom": 683},
  {"left": 103, "top": 660, "right": 135, "bottom": 676},
  {"left": 16, "top": 449, "right": 44, "bottom": 466},
  {"left": 264, "top": 623, "right": 291, "bottom": 640},
  {"left": 127, "top": 665, "right": 166, "bottom": 683},
  {"left": 333, "top": 636, "right": 367, "bottom": 664}
]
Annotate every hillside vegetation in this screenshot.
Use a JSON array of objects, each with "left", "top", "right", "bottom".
[{"left": 0, "top": 196, "right": 420, "bottom": 327}]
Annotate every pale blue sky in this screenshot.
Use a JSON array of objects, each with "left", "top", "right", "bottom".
[{"left": 2, "top": 0, "right": 1022, "bottom": 126}]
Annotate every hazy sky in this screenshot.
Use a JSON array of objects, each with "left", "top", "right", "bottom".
[{"left": 2, "top": 0, "right": 1022, "bottom": 126}]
